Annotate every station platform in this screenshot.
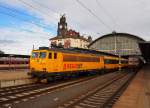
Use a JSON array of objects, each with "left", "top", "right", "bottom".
[
  {"left": 0, "top": 69, "right": 36, "bottom": 88},
  {"left": 0, "top": 69, "right": 30, "bottom": 80},
  {"left": 113, "top": 65, "right": 150, "bottom": 108}
]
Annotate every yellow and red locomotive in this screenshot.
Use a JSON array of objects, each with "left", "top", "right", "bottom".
[{"left": 29, "top": 47, "right": 128, "bottom": 79}]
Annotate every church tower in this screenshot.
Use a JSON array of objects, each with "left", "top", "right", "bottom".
[{"left": 57, "top": 14, "right": 67, "bottom": 37}]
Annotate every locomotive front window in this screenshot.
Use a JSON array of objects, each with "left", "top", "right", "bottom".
[
  {"left": 32, "top": 52, "right": 39, "bottom": 58},
  {"left": 39, "top": 52, "right": 46, "bottom": 58}
]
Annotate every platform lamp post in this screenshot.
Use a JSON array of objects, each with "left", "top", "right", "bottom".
[
  {"left": 116, "top": 48, "right": 122, "bottom": 71},
  {"left": 118, "top": 41, "right": 122, "bottom": 71},
  {"left": 118, "top": 51, "right": 122, "bottom": 71},
  {"left": 113, "top": 31, "right": 122, "bottom": 71}
]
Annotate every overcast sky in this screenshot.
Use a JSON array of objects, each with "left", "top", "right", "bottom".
[{"left": 0, "top": 0, "right": 150, "bottom": 54}]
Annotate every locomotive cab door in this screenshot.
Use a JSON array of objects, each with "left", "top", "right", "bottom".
[{"left": 48, "top": 52, "right": 58, "bottom": 72}]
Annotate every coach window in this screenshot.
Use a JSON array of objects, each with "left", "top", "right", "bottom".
[
  {"left": 54, "top": 53, "right": 57, "bottom": 59},
  {"left": 49, "top": 53, "right": 52, "bottom": 59},
  {"left": 104, "top": 59, "right": 109, "bottom": 64}
]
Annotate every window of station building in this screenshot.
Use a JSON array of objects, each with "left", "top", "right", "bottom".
[
  {"left": 54, "top": 53, "right": 57, "bottom": 59},
  {"left": 39, "top": 52, "right": 46, "bottom": 58},
  {"left": 49, "top": 53, "right": 52, "bottom": 59},
  {"left": 32, "top": 52, "right": 39, "bottom": 58}
]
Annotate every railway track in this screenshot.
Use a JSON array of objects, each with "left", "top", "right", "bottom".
[
  {"left": 58, "top": 72, "right": 135, "bottom": 108},
  {"left": 0, "top": 74, "right": 103, "bottom": 108},
  {"left": 0, "top": 71, "right": 133, "bottom": 108},
  {"left": 0, "top": 76, "right": 95, "bottom": 98}
]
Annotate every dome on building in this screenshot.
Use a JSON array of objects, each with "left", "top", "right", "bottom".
[{"left": 88, "top": 33, "right": 145, "bottom": 56}]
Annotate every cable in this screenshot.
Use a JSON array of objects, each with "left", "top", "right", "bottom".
[
  {"left": 31, "top": 0, "right": 86, "bottom": 31},
  {"left": 28, "top": 0, "right": 87, "bottom": 32},
  {"left": 0, "top": 12, "right": 50, "bottom": 36},
  {"left": 0, "top": 5, "right": 54, "bottom": 31},
  {"left": 17, "top": 28, "right": 51, "bottom": 37},
  {"left": 31, "top": 0, "right": 56, "bottom": 13},
  {"left": 75, "top": 0, "right": 112, "bottom": 31},
  {"left": 28, "top": 0, "right": 88, "bottom": 36},
  {"left": 0, "top": 4, "right": 41, "bottom": 23},
  {"left": 0, "top": 12, "right": 54, "bottom": 33},
  {"left": 0, "top": 4, "right": 30, "bottom": 17},
  {"left": 95, "top": 0, "right": 117, "bottom": 27},
  {"left": 17, "top": 0, "right": 57, "bottom": 25},
  {"left": 30, "top": 0, "right": 62, "bottom": 28},
  {"left": 18, "top": 0, "right": 48, "bottom": 15}
]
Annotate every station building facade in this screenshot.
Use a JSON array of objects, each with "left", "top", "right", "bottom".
[
  {"left": 88, "top": 32, "right": 145, "bottom": 56},
  {"left": 50, "top": 15, "right": 92, "bottom": 48}
]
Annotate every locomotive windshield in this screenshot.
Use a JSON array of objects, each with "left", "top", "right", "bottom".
[
  {"left": 32, "top": 52, "right": 39, "bottom": 58},
  {"left": 39, "top": 52, "right": 46, "bottom": 58}
]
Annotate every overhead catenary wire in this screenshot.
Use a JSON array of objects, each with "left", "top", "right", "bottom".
[
  {"left": 0, "top": 4, "right": 55, "bottom": 31},
  {"left": 17, "top": 0, "right": 103, "bottom": 36},
  {"left": 75, "top": 0, "right": 112, "bottom": 31},
  {"left": 0, "top": 1, "right": 85, "bottom": 37},
  {"left": 31, "top": 0, "right": 56, "bottom": 13},
  {"left": 32, "top": 0, "right": 87, "bottom": 33},
  {"left": 30, "top": 0, "right": 82, "bottom": 32},
  {"left": 28, "top": 0, "right": 61, "bottom": 23},
  {"left": 17, "top": 0, "right": 57, "bottom": 25},
  {"left": 0, "top": 4, "right": 36, "bottom": 19},
  {"left": 0, "top": 11, "right": 53, "bottom": 37},
  {"left": 0, "top": 11, "right": 52, "bottom": 30},
  {"left": 95, "top": 0, "right": 118, "bottom": 28},
  {"left": 17, "top": 0, "right": 50, "bottom": 16}
]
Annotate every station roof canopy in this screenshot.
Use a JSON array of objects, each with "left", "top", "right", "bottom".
[
  {"left": 88, "top": 32, "right": 146, "bottom": 56},
  {"left": 89, "top": 33, "right": 145, "bottom": 47}
]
